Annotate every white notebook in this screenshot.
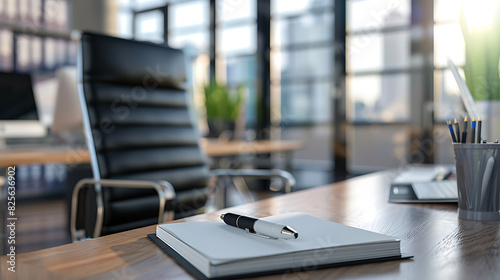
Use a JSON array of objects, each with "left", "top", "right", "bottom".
[{"left": 155, "top": 213, "right": 403, "bottom": 279}]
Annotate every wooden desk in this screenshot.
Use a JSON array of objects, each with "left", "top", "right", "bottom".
[
  {"left": 200, "top": 139, "right": 303, "bottom": 170},
  {"left": 2, "top": 171, "right": 500, "bottom": 279},
  {"left": 0, "top": 147, "right": 90, "bottom": 168},
  {"left": 0, "top": 140, "right": 303, "bottom": 168},
  {"left": 200, "top": 139, "right": 303, "bottom": 157}
]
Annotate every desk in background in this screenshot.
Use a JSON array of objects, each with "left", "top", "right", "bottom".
[
  {"left": 2, "top": 171, "right": 499, "bottom": 279},
  {"left": 0, "top": 140, "right": 303, "bottom": 168},
  {"left": 0, "top": 140, "right": 303, "bottom": 202},
  {"left": 0, "top": 147, "right": 90, "bottom": 168},
  {"left": 200, "top": 139, "right": 303, "bottom": 170}
]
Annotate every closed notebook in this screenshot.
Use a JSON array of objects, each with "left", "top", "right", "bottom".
[{"left": 151, "top": 212, "right": 406, "bottom": 279}]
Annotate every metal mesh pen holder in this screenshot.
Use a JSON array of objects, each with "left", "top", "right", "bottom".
[{"left": 454, "top": 143, "right": 500, "bottom": 221}]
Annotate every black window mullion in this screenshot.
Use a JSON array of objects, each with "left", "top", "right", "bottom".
[
  {"left": 41, "top": 36, "right": 46, "bottom": 70},
  {"left": 272, "top": 6, "right": 334, "bottom": 20},
  {"left": 132, "top": 11, "right": 137, "bottom": 39},
  {"left": 162, "top": 5, "right": 168, "bottom": 45},
  {"left": 12, "top": 33, "right": 18, "bottom": 71},
  {"left": 409, "top": 0, "right": 434, "bottom": 164},
  {"left": 333, "top": 0, "right": 347, "bottom": 181},
  {"left": 275, "top": 40, "right": 336, "bottom": 52},
  {"left": 256, "top": 0, "right": 271, "bottom": 139},
  {"left": 209, "top": 0, "right": 216, "bottom": 82},
  {"left": 277, "top": 76, "right": 332, "bottom": 84}
]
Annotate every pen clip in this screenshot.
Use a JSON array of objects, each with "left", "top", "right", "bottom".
[{"left": 245, "top": 229, "right": 277, "bottom": 239}]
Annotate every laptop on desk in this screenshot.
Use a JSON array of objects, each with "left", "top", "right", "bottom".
[
  {"left": 0, "top": 72, "right": 47, "bottom": 139},
  {"left": 0, "top": 72, "right": 51, "bottom": 150},
  {"left": 0, "top": 69, "right": 84, "bottom": 150},
  {"left": 389, "top": 165, "right": 458, "bottom": 203}
]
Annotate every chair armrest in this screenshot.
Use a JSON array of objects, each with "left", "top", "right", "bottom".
[
  {"left": 210, "top": 169, "right": 296, "bottom": 193},
  {"left": 70, "top": 178, "right": 176, "bottom": 242}
]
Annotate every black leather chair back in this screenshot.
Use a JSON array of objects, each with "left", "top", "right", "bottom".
[{"left": 79, "top": 32, "right": 210, "bottom": 235}]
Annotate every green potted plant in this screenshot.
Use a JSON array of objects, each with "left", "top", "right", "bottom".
[
  {"left": 203, "top": 81, "right": 246, "bottom": 139},
  {"left": 460, "top": 1, "right": 500, "bottom": 139}
]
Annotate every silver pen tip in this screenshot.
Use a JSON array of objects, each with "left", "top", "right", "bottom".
[
  {"left": 281, "top": 226, "right": 298, "bottom": 239},
  {"left": 220, "top": 214, "right": 225, "bottom": 220}
]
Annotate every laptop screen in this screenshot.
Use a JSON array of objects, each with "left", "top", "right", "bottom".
[{"left": 0, "top": 72, "right": 39, "bottom": 120}]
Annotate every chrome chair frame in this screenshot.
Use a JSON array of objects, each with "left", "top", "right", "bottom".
[
  {"left": 210, "top": 169, "right": 295, "bottom": 194},
  {"left": 70, "top": 169, "right": 294, "bottom": 242},
  {"left": 70, "top": 179, "right": 175, "bottom": 242}
]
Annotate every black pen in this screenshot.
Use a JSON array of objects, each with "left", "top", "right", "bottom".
[
  {"left": 477, "top": 116, "right": 482, "bottom": 143},
  {"left": 454, "top": 118, "right": 461, "bottom": 143},
  {"left": 462, "top": 116, "right": 468, "bottom": 143},
  {"left": 220, "top": 213, "right": 298, "bottom": 239}
]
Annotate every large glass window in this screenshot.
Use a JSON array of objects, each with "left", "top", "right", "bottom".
[
  {"left": 44, "top": 38, "right": 56, "bottom": 70},
  {"left": 117, "top": 0, "right": 136, "bottom": 38},
  {"left": 271, "top": 0, "right": 333, "bottom": 126},
  {"left": 218, "top": 25, "right": 256, "bottom": 55},
  {"left": 347, "top": 74, "right": 410, "bottom": 123},
  {"left": 0, "top": 29, "right": 13, "bottom": 71},
  {"left": 346, "top": 0, "right": 411, "bottom": 123},
  {"left": 4, "top": 0, "right": 16, "bottom": 20},
  {"left": 124, "top": 0, "right": 468, "bottom": 174},
  {"left": 346, "top": 0, "right": 412, "bottom": 171},
  {"left": 169, "top": 0, "right": 210, "bottom": 132},
  {"left": 272, "top": 13, "right": 333, "bottom": 46},
  {"left": 135, "top": 10, "right": 164, "bottom": 43},
  {"left": 170, "top": 0, "right": 208, "bottom": 28},
  {"left": 216, "top": 0, "right": 257, "bottom": 127},
  {"left": 433, "top": 0, "right": 465, "bottom": 121},
  {"left": 347, "top": 31, "right": 411, "bottom": 73},
  {"left": 169, "top": 0, "right": 209, "bottom": 52},
  {"left": 270, "top": 0, "right": 334, "bottom": 170},
  {"left": 347, "top": 0, "right": 410, "bottom": 31},
  {"left": 45, "top": 0, "right": 69, "bottom": 30},
  {"left": 347, "top": 0, "right": 467, "bottom": 169},
  {"left": 433, "top": 0, "right": 465, "bottom": 164},
  {"left": 0, "top": 0, "right": 73, "bottom": 73}
]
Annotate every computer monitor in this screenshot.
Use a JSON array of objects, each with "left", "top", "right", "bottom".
[
  {"left": 0, "top": 72, "right": 46, "bottom": 138},
  {"left": 51, "top": 66, "right": 83, "bottom": 136}
]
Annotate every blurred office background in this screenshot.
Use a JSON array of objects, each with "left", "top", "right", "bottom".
[
  {"left": 0, "top": 0, "right": 465, "bottom": 181},
  {"left": 0, "top": 0, "right": 472, "bottom": 252}
]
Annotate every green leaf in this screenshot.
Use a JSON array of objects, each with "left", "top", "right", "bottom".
[
  {"left": 203, "top": 80, "right": 247, "bottom": 121},
  {"left": 460, "top": 3, "right": 500, "bottom": 100}
]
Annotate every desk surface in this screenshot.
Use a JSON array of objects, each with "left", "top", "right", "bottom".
[
  {"left": 0, "top": 140, "right": 303, "bottom": 168},
  {"left": 0, "top": 147, "right": 90, "bottom": 168},
  {"left": 200, "top": 139, "right": 303, "bottom": 157},
  {"left": 2, "top": 171, "right": 500, "bottom": 279}
]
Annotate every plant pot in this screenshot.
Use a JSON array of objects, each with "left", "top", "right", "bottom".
[{"left": 207, "top": 119, "right": 235, "bottom": 139}]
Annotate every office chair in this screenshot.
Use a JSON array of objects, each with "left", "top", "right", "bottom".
[{"left": 70, "top": 32, "right": 295, "bottom": 242}]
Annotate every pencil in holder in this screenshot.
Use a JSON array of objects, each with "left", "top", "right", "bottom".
[{"left": 453, "top": 143, "right": 500, "bottom": 221}]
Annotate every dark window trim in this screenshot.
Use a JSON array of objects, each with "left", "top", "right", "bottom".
[
  {"left": 277, "top": 76, "right": 333, "bottom": 84},
  {"left": 272, "top": 41, "right": 336, "bottom": 51},
  {"left": 348, "top": 68, "right": 424, "bottom": 76},
  {"left": 271, "top": 6, "right": 334, "bottom": 19},
  {"left": 216, "top": 18, "right": 256, "bottom": 27},
  {"left": 216, "top": 51, "right": 257, "bottom": 59},
  {"left": 347, "top": 24, "right": 411, "bottom": 35}
]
